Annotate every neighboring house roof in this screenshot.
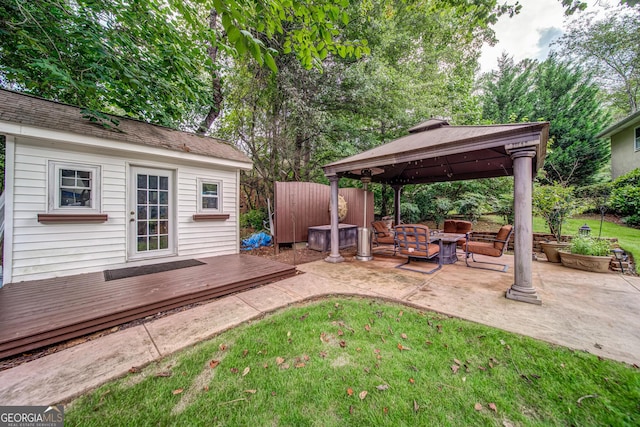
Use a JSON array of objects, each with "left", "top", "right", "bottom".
[
  {"left": 597, "top": 110, "right": 640, "bottom": 139},
  {"left": 0, "top": 89, "right": 251, "bottom": 165}
]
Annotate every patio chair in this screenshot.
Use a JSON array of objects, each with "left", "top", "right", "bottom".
[
  {"left": 462, "top": 224, "right": 513, "bottom": 272},
  {"left": 371, "top": 220, "right": 396, "bottom": 254},
  {"left": 443, "top": 219, "right": 473, "bottom": 248},
  {"left": 394, "top": 224, "right": 442, "bottom": 274}
]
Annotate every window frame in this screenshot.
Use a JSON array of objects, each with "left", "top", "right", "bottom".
[
  {"left": 48, "top": 161, "right": 102, "bottom": 213},
  {"left": 197, "top": 178, "right": 222, "bottom": 213},
  {"left": 635, "top": 126, "right": 640, "bottom": 151}
]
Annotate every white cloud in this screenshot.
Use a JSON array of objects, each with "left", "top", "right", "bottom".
[{"left": 478, "top": 0, "right": 610, "bottom": 73}]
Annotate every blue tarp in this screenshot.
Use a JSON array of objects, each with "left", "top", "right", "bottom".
[{"left": 241, "top": 232, "right": 272, "bottom": 250}]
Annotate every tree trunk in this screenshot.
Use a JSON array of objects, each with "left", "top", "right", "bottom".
[{"left": 197, "top": 9, "right": 224, "bottom": 135}]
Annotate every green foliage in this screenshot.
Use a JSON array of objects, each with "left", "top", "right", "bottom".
[
  {"left": 609, "top": 168, "right": 640, "bottom": 217},
  {"left": 480, "top": 55, "right": 610, "bottom": 186},
  {"left": 569, "top": 235, "right": 612, "bottom": 256},
  {"left": 533, "top": 184, "right": 584, "bottom": 241},
  {"left": 400, "top": 202, "right": 421, "bottom": 224},
  {"left": 455, "top": 192, "right": 486, "bottom": 223},
  {"left": 493, "top": 194, "right": 514, "bottom": 224},
  {"left": 622, "top": 214, "right": 640, "bottom": 228},
  {"left": 556, "top": 5, "right": 640, "bottom": 115},
  {"left": 240, "top": 209, "right": 266, "bottom": 230}
]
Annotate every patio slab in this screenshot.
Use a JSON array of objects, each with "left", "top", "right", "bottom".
[{"left": 0, "top": 252, "right": 638, "bottom": 407}]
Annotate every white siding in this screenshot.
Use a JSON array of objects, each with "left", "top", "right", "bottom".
[
  {"left": 8, "top": 137, "right": 242, "bottom": 283},
  {"left": 177, "top": 167, "right": 238, "bottom": 256}
]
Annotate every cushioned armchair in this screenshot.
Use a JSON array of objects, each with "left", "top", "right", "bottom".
[
  {"left": 462, "top": 224, "right": 513, "bottom": 272},
  {"left": 443, "top": 219, "right": 473, "bottom": 248},
  {"left": 394, "top": 224, "right": 442, "bottom": 274},
  {"left": 371, "top": 221, "right": 396, "bottom": 253}
]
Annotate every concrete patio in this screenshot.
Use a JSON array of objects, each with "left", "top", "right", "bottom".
[{"left": 1, "top": 253, "right": 639, "bottom": 406}]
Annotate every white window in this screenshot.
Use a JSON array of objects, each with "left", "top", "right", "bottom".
[
  {"left": 197, "top": 178, "right": 222, "bottom": 212},
  {"left": 635, "top": 126, "right": 640, "bottom": 151},
  {"left": 48, "top": 161, "right": 101, "bottom": 213}
]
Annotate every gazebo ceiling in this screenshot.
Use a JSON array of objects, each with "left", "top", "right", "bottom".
[{"left": 323, "top": 119, "right": 549, "bottom": 185}]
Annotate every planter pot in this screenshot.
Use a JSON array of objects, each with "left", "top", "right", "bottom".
[
  {"left": 540, "top": 241, "right": 571, "bottom": 263},
  {"left": 559, "top": 251, "right": 611, "bottom": 273}
]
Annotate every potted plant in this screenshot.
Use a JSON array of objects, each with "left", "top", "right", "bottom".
[
  {"left": 533, "top": 184, "right": 583, "bottom": 263},
  {"left": 558, "top": 235, "right": 612, "bottom": 273}
]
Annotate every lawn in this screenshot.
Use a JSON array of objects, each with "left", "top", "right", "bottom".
[
  {"left": 479, "top": 215, "right": 640, "bottom": 273},
  {"left": 66, "top": 298, "right": 639, "bottom": 426}
]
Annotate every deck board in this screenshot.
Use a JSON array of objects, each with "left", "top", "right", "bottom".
[{"left": 0, "top": 254, "right": 296, "bottom": 359}]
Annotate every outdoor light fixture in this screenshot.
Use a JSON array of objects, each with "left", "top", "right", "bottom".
[
  {"left": 612, "top": 248, "right": 625, "bottom": 273},
  {"left": 579, "top": 224, "right": 591, "bottom": 236}
]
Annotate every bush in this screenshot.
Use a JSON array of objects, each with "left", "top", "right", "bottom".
[
  {"left": 240, "top": 209, "right": 266, "bottom": 230},
  {"left": 569, "top": 235, "right": 612, "bottom": 257},
  {"left": 623, "top": 214, "right": 640, "bottom": 228},
  {"left": 400, "top": 202, "right": 421, "bottom": 224},
  {"left": 533, "top": 184, "right": 584, "bottom": 241},
  {"left": 455, "top": 192, "right": 485, "bottom": 223},
  {"left": 609, "top": 185, "right": 640, "bottom": 216}
]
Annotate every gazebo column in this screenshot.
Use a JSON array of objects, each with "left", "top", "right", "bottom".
[
  {"left": 392, "top": 185, "right": 402, "bottom": 227},
  {"left": 325, "top": 174, "right": 344, "bottom": 263},
  {"left": 505, "top": 146, "right": 541, "bottom": 305}
]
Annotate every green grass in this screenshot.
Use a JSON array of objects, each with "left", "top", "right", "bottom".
[
  {"left": 532, "top": 216, "right": 640, "bottom": 273},
  {"left": 66, "top": 298, "right": 640, "bottom": 426},
  {"left": 480, "top": 215, "right": 640, "bottom": 273}
]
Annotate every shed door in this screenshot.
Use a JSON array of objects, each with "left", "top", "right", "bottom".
[{"left": 128, "top": 167, "right": 176, "bottom": 259}]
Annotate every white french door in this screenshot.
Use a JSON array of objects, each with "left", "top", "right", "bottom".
[{"left": 128, "top": 166, "right": 176, "bottom": 259}]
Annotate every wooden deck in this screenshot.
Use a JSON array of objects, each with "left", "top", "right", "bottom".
[{"left": 0, "top": 254, "right": 296, "bottom": 359}]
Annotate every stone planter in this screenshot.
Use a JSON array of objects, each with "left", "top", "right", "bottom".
[
  {"left": 540, "top": 241, "right": 571, "bottom": 263},
  {"left": 558, "top": 251, "right": 612, "bottom": 273}
]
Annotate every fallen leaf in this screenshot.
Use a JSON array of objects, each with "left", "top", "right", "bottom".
[
  {"left": 376, "top": 384, "right": 389, "bottom": 391},
  {"left": 500, "top": 339, "right": 506, "bottom": 345},
  {"left": 401, "top": 333, "right": 408, "bottom": 340},
  {"left": 230, "top": 368, "right": 239, "bottom": 374},
  {"left": 242, "top": 367, "right": 250, "bottom": 377},
  {"left": 263, "top": 363, "right": 268, "bottom": 368},
  {"left": 398, "top": 310, "right": 404, "bottom": 317},
  {"left": 359, "top": 390, "right": 368, "bottom": 400},
  {"left": 474, "top": 403, "right": 482, "bottom": 411},
  {"left": 489, "top": 362, "right": 494, "bottom": 369},
  {"left": 339, "top": 340, "right": 346, "bottom": 348},
  {"left": 209, "top": 360, "right": 220, "bottom": 369},
  {"left": 280, "top": 363, "right": 290, "bottom": 370},
  {"left": 414, "top": 400, "right": 419, "bottom": 412},
  {"left": 299, "top": 312, "right": 309, "bottom": 321},
  {"left": 276, "top": 357, "right": 285, "bottom": 365},
  {"left": 356, "top": 347, "right": 362, "bottom": 352},
  {"left": 320, "top": 332, "right": 329, "bottom": 343},
  {"left": 436, "top": 324, "right": 442, "bottom": 332},
  {"left": 489, "top": 403, "right": 498, "bottom": 413},
  {"left": 338, "top": 329, "right": 344, "bottom": 336},
  {"left": 319, "top": 351, "right": 327, "bottom": 358},
  {"left": 244, "top": 389, "right": 257, "bottom": 394},
  {"left": 384, "top": 407, "right": 389, "bottom": 414},
  {"left": 425, "top": 340, "right": 432, "bottom": 345},
  {"left": 219, "top": 343, "right": 227, "bottom": 351},
  {"left": 129, "top": 366, "right": 140, "bottom": 374},
  {"left": 374, "top": 348, "right": 380, "bottom": 354},
  {"left": 347, "top": 388, "right": 354, "bottom": 396},
  {"left": 451, "top": 365, "right": 459, "bottom": 374},
  {"left": 173, "top": 388, "right": 184, "bottom": 395},
  {"left": 397, "top": 343, "right": 404, "bottom": 351},
  {"left": 203, "top": 385, "right": 209, "bottom": 392},
  {"left": 454, "top": 358, "right": 461, "bottom": 365},
  {"left": 363, "top": 367, "right": 370, "bottom": 373},
  {"left": 409, "top": 378, "right": 415, "bottom": 384},
  {"left": 349, "top": 405, "right": 354, "bottom": 415},
  {"left": 295, "top": 363, "right": 305, "bottom": 368},
  {"left": 242, "top": 349, "right": 249, "bottom": 357},
  {"left": 156, "top": 371, "right": 172, "bottom": 377},
  {"left": 365, "top": 324, "right": 371, "bottom": 331}
]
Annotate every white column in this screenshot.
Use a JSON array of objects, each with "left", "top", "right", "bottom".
[
  {"left": 325, "top": 175, "right": 344, "bottom": 263},
  {"left": 505, "top": 148, "right": 541, "bottom": 305}
]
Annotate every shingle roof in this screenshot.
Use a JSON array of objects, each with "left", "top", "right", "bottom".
[
  {"left": 0, "top": 89, "right": 251, "bottom": 164},
  {"left": 596, "top": 110, "right": 640, "bottom": 139}
]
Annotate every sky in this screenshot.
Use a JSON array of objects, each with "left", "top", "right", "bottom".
[{"left": 478, "top": 0, "right": 612, "bottom": 73}]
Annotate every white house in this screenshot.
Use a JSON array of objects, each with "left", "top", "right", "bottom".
[{"left": 0, "top": 89, "right": 252, "bottom": 285}]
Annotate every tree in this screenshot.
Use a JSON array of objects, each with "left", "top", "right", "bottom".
[
  {"left": 480, "top": 55, "right": 610, "bottom": 186},
  {"left": 556, "top": 5, "right": 640, "bottom": 115}
]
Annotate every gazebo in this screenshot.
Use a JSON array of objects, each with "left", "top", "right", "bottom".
[{"left": 322, "top": 119, "right": 549, "bottom": 305}]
